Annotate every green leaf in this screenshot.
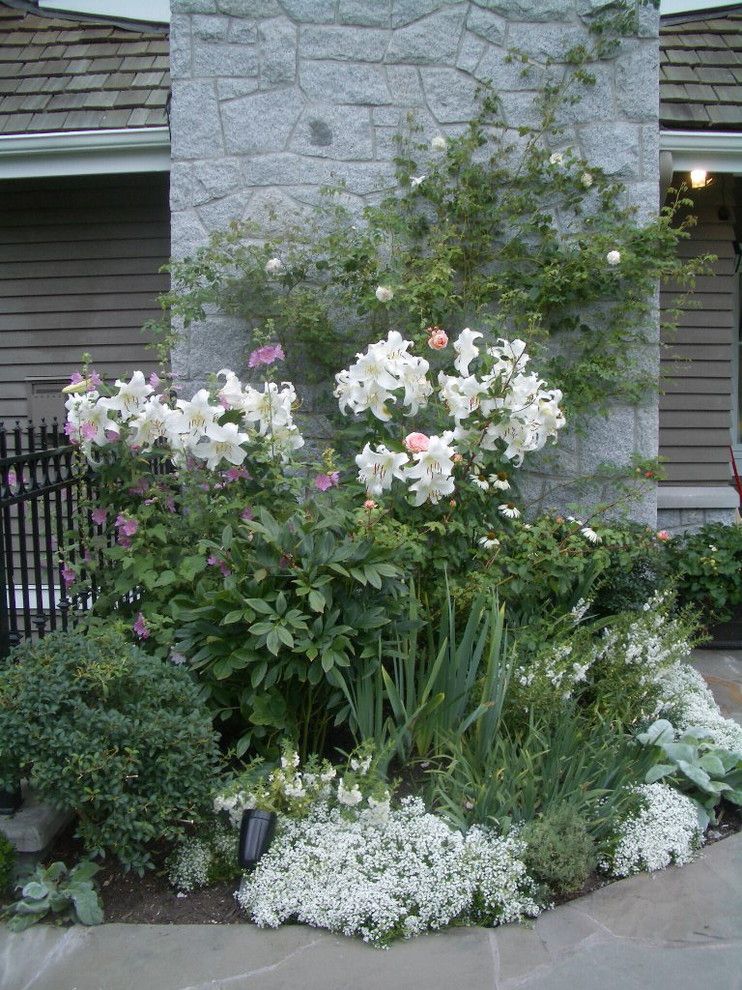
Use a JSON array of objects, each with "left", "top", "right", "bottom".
[
  {"left": 245, "top": 598, "right": 274, "bottom": 615},
  {"left": 308, "top": 590, "right": 326, "bottom": 613},
  {"left": 222, "top": 610, "right": 246, "bottom": 625}
]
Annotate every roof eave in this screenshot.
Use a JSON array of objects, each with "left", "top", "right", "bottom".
[
  {"left": 660, "top": 128, "right": 742, "bottom": 171},
  {"left": 0, "top": 126, "right": 170, "bottom": 178}
]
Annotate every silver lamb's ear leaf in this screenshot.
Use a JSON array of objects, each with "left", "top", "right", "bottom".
[
  {"left": 21, "top": 881, "right": 48, "bottom": 901},
  {"left": 645, "top": 763, "right": 674, "bottom": 784},
  {"left": 637, "top": 719, "right": 675, "bottom": 747}
]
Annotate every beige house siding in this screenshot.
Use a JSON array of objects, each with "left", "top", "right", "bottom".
[
  {"left": 0, "top": 171, "right": 170, "bottom": 426},
  {"left": 660, "top": 179, "right": 735, "bottom": 487}
]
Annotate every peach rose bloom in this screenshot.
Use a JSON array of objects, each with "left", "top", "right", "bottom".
[
  {"left": 427, "top": 328, "right": 448, "bottom": 350},
  {"left": 404, "top": 432, "right": 431, "bottom": 454}
]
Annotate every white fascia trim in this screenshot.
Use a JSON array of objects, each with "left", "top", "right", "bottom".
[
  {"left": 0, "top": 127, "right": 170, "bottom": 179},
  {"left": 660, "top": 129, "right": 742, "bottom": 172}
]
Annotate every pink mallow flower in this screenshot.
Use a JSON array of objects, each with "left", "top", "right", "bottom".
[
  {"left": 80, "top": 422, "right": 97, "bottom": 441},
  {"left": 223, "top": 466, "right": 250, "bottom": 482},
  {"left": 115, "top": 514, "right": 139, "bottom": 538},
  {"left": 404, "top": 432, "right": 430, "bottom": 454},
  {"left": 149, "top": 371, "right": 161, "bottom": 389},
  {"left": 240, "top": 506, "right": 254, "bottom": 522},
  {"left": 207, "top": 554, "right": 231, "bottom": 577},
  {"left": 248, "top": 343, "right": 285, "bottom": 368},
  {"left": 89, "top": 370, "right": 102, "bottom": 389},
  {"left": 314, "top": 472, "right": 340, "bottom": 492},
  {"left": 61, "top": 565, "right": 76, "bottom": 588},
  {"left": 69, "top": 372, "right": 84, "bottom": 385},
  {"left": 91, "top": 507, "right": 107, "bottom": 526},
  {"left": 133, "top": 612, "right": 150, "bottom": 640}
]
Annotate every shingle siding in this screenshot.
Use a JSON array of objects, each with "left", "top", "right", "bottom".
[
  {"left": 659, "top": 180, "right": 735, "bottom": 486},
  {"left": 0, "top": 172, "right": 170, "bottom": 426}
]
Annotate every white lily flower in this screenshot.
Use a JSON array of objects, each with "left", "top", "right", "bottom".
[
  {"left": 99, "top": 370, "right": 153, "bottom": 422},
  {"left": 355, "top": 443, "right": 408, "bottom": 497},
  {"left": 195, "top": 421, "right": 250, "bottom": 470},
  {"left": 452, "top": 328, "right": 483, "bottom": 377}
]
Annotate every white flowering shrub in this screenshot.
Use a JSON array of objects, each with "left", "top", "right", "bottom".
[
  {"left": 335, "top": 330, "right": 565, "bottom": 506},
  {"left": 236, "top": 796, "right": 540, "bottom": 945},
  {"left": 656, "top": 662, "right": 742, "bottom": 753},
  {"left": 586, "top": 592, "right": 696, "bottom": 723},
  {"left": 599, "top": 783, "right": 704, "bottom": 878}
]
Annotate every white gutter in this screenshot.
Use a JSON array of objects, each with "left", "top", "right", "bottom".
[
  {"left": 660, "top": 129, "right": 742, "bottom": 172},
  {"left": 0, "top": 127, "right": 170, "bottom": 179}
]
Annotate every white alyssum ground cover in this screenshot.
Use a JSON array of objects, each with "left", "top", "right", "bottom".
[{"left": 236, "top": 796, "right": 540, "bottom": 946}]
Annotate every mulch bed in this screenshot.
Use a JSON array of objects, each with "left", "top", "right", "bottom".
[{"left": 4, "top": 805, "right": 740, "bottom": 925}]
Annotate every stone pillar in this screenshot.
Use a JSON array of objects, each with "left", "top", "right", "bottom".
[{"left": 169, "top": 0, "right": 660, "bottom": 522}]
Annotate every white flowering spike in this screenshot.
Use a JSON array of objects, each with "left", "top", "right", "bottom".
[{"left": 356, "top": 443, "right": 409, "bottom": 497}]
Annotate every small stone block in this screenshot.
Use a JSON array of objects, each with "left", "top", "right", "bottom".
[{"left": 0, "top": 785, "right": 72, "bottom": 854}]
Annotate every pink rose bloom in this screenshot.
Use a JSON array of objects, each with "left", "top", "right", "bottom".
[
  {"left": 241, "top": 506, "right": 254, "bottom": 522},
  {"left": 91, "top": 507, "right": 107, "bottom": 526},
  {"left": 133, "top": 612, "right": 150, "bottom": 640},
  {"left": 248, "top": 343, "right": 285, "bottom": 368},
  {"left": 427, "top": 328, "right": 448, "bottom": 350},
  {"left": 314, "top": 472, "right": 340, "bottom": 491},
  {"left": 656, "top": 530, "right": 671, "bottom": 541},
  {"left": 404, "top": 432, "right": 430, "bottom": 454}
]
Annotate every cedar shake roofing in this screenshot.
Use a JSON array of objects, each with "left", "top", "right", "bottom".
[
  {"left": 661, "top": 4, "right": 742, "bottom": 131},
  {"left": 0, "top": 0, "right": 169, "bottom": 135}
]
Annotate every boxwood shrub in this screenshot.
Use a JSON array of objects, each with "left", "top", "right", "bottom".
[{"left": 0, "top": 628, "right": 222, "bottom": 873}]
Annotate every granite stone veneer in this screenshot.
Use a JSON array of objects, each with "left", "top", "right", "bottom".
[{"left": 169, "top": 0, "right": 661, "bottom": 523}]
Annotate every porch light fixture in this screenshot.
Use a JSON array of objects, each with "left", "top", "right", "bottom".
[{"left": 690, "top": 168, "right": 709, "bottom": 189}]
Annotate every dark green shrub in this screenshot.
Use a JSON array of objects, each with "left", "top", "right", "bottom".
[
  {"left": 664, "top": 522, "right": 742, "bottom": 625},
  {"left": 521, "top": 805, "right": 596, "bottom": 896},
  {"left": 0, "top": 833, "right": 15, "bottom": 893},
  {"left": 0, "top": 629, "right": 222, "bottom": 873}
]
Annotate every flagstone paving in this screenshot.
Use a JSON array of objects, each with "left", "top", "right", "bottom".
[{"left": 1, "top": 651, "right": 740, "bottom": 990}]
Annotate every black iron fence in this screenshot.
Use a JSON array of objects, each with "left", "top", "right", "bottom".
[
  {"left": 1, "top": 421, "right": 177, "bottom": 660},
  {"left": 0, "top": 420, "right": 93, "bottom": 659}
]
